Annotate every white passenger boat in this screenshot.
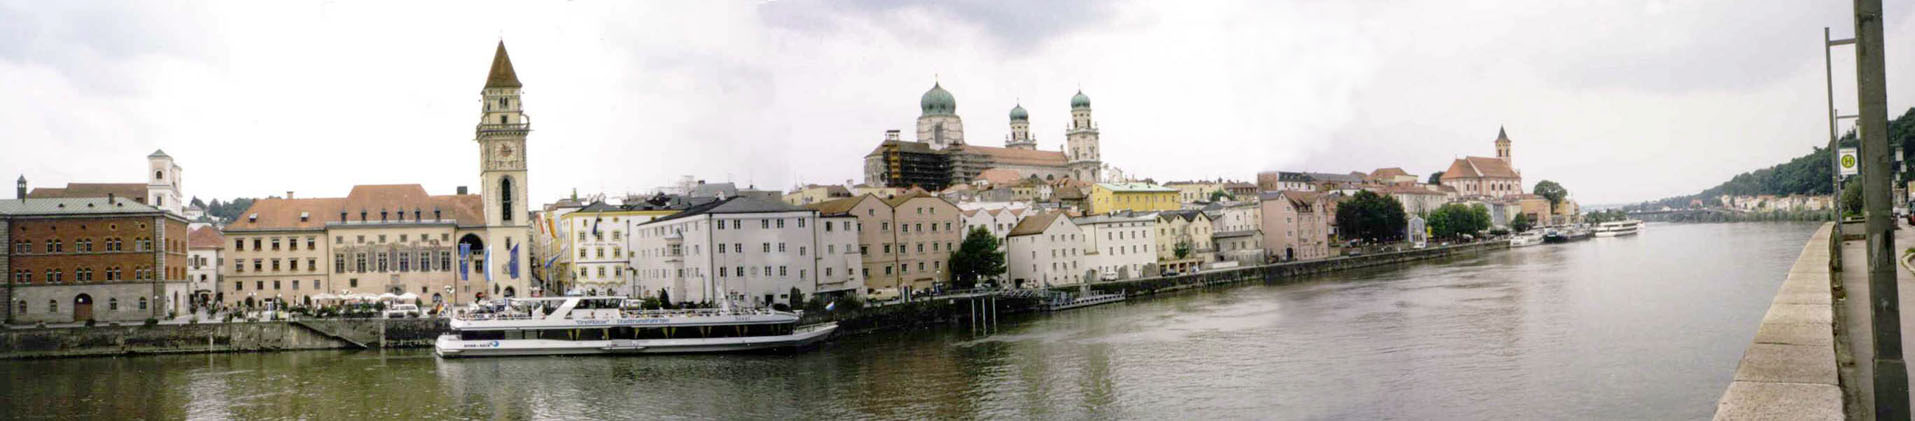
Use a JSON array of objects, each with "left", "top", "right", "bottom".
[
  {"left": 1509, "top": 231, "right": 1545, "bottom": 247},
  {"left": 435, "top": 296, "right": 836, "bottom": 358},
  {"left": 1593, "top": 220, "right": 1643, "bottom": 237}
]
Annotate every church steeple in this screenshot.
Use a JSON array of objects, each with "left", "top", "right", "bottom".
[
  {"left": 1495, "top": 126, "right": 1512, "bottom": 167},
  {"left": 485, "top": 41, "right": 522, "bottom": 89}
]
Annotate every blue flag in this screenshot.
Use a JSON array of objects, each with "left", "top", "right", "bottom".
[
  {"left": 458, "top": 243, "right": 470, "bottom": 282},
  {"left": 483, "top": 246, "right": 494, "bottom": 282},
  {"left": 508, "top": 243, "right": 520, "bottom": 279}
]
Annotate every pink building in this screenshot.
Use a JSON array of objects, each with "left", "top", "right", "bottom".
[{"left": 1260, "top": 191, "right": 1331, "bottom": 262}]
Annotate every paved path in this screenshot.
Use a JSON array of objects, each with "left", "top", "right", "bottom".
[{"left": 1836, "top": 220, "right": 1915, "bottom": 420}]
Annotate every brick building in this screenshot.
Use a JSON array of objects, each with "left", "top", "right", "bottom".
[{"left": 4, "top": 187, "right": 190, "bottom": 324}]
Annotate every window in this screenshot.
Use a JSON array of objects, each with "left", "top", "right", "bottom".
[
  {"left": 253, "top": 259, "right": 262, "bottom": 272},
  {"left": 719, "top": 267, "right": 728, "bottom": 277},
  {"left": 48, "top": 300, "right": 56, "bottom": 313},
  {"left": 139, "top": 297, "right": 147, "bottom": 310},
  {"left": 335, "top": 255, "right": 346, "bottom": 273},
  {"left": 356, "top": 254, "right": 367, "bottom": 273},
  {"left": 272, "top": 238, "right": 281, "bottom": 251},
  {"left": 235, "top": 261, "right": 244, "bottom": 273},
  {"left": 501, "top": 177, "right": 517, "bottom": 223}
]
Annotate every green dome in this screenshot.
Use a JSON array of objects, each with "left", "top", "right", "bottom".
[
  {"left": 1070, "top": 90, "right": 1091, "bottom": 109},
  {"left": 1009, "top": 103, "right": 1028, "bottom": 121},
  {"left": 920, "top": 82, "right": 956, "bottom": 115}
]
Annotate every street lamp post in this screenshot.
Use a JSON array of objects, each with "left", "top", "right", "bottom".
[{"left": 1852, "top": 0, "right": 1908, "bottom": 418}]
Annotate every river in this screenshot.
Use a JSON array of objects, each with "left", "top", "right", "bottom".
[{"left": 0, "top": 222, "right": 1820, "bottom": 420}]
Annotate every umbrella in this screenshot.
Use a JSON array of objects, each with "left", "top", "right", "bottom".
[
  {"left": 377, "top": 293, "right": 399, "bottom": 301},
  {"left": 312, "top": 293, "right": 339, "bottom": 301},
  {"left": 396, "top": 292, "right": 420, "bottom": 301}
]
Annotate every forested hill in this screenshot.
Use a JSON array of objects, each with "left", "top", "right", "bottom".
[{"left": 1627, "top": 106, "right": 1915, "bottom": 211}]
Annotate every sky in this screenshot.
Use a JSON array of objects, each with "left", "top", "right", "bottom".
[{"left": 2, "top": 0, "right": 1913, "bottom": 206}]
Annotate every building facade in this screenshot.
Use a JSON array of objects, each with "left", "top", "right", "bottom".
[
  {"left": 1088, "top": 183, "right": 1180, "bottom": 215},
  {"left": 1261, "top": 191, "right": 1331, "bottom": 262},
  {"left": 1005, "top": 212, "right": 1084, "bottom": 288},
  {"left": 1208, "top": 202, "right": 1265, "bottom": 265},
  {"left": 1071, "top": 212, "right": 1156, "bottom": 281},
  {"left": 3, "top": 196, "right": 190, "bottom": 324},
  {"left": 865, "top": 83, "right": 1105, "bottom": 190},
  {"left": 807, "top": 192, "right": 963, "bottom": 292},
  {"left": 185, "top": 225, "right": 221, "bottom": 311},
  {"left": 1155, "top": 210, "right": 1215, "bottom": 274},
  {"left": 630, "top": 197, "right": 862, "bottom": 306}
]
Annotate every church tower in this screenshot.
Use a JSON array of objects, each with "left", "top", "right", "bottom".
[
  {"left": 1006, "top": 103, "right": 1035, "bottom": 150},
  {"left": 1495, "top": 126, "right": 1512, "bottom": 168},
  {"left": 916, "top": 81, "right": 965, "bottom": 150},
  {"left": 476, "top": 41, "right": 532, "bottom": 297},
  {"left": 1065, "top": 90, "right": 1102, "bottom": 182},
  {"left": 146, "top": 149, "right": 183, "bottom": 215}
]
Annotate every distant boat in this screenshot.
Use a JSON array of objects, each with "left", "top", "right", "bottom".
[
  {"left": 1594, "top": 220, "right": 1643, "bottom": 237},
  {"left": 1542, "top": 229, "right": 1570, "bottom": 244},
  {"left": 1510, "top": 231, "right": 1545, "bottom": 247}
]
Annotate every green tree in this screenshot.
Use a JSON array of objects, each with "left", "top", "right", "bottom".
[
  {"left": 1427, "top": 203, "right": 1491, "bottom": 240},
  {"left": 1427, "top": 171, "right": 1445, "bottom": 185},
  {"left": 1533, "top": 180, "right": 1568, "bottom": 214},
  {"left": 1335, "top": 190, "right": 1409, "bottom": 243},
  {"left": 1174, "top": 240, "right": 1193, "bottom": 259},
  {"left": 948, "top": 226, "right": 1006, "bottom": 289},
  {"left": 1510, "top": 213, "right": 1533, "bottom": 232},
  {"left": 1208, "top": 190, "right": 1233, "bottom": 202},
  {"left": 1842, "top": 181, "right": 1863, "bottom": 218}
]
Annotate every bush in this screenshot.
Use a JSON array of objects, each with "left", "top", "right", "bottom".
[
  {"left": 144, "top": 318, "right": 159, "bottom": 327},
  {"left": 84, "top": 319, "right": 96, "bottom": 327}
]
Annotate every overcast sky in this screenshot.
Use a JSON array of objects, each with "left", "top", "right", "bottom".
[{"left": 3, "top": 1, "right": 1913, "bottom": 205}]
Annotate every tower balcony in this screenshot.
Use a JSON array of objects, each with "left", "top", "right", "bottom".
[{"left": 476, "top": 123, "right": 532, "bottom": 133}]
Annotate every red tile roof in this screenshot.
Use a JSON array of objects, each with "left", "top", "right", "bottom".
[
  {"left": 28, "top": 183, "right": 147, "bottom": 202},
  {"left": 960, "top": 145, "right": 1067, "bottom": 167},
  {"left": 1440, "top": 156, "right": 1519, "bottom": 180},
  {"left": 187, "top": 226, "right": 224, "bottom": 249},
  {"left": 224, "top": 184, "right": 483, "bottom": 231}
]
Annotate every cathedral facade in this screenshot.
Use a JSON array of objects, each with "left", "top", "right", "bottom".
[{"left": 864, "top": 82, "right": 1105, "bottom": 190}]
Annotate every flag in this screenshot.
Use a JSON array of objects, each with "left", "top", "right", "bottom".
[
  {"left": 592, "top": 217, "right": 601, "bottom": 238},
  {"left": 825, "top": 301, "right": 837, "bottom": 311},
  {"left": 509, "top": 243, "right": 520, "bottom": 279},
  {"left": 484, "top": 246, "right": 494, "bottom": 282},
  {"left": 458, "top": 243, "right": 470, "bottom": 281}
]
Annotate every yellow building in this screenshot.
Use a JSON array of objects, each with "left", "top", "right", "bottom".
[{"left": 1089, "top": 183, "right": 1180, "bottom": 215}]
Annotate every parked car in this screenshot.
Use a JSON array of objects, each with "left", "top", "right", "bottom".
[{"left": 384, "top": 303, "right": 421, "bottom": 319}]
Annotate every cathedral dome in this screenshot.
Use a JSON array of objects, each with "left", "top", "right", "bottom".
[
  {"left": 1009, "top": 103, "right": 1028, "bottom": 121},
  {"left": 1070, "top": 90, "right": 1091, "bottom": 109},
  {"left": 921, "top": 82, "right": 956, "bottom": 116}
]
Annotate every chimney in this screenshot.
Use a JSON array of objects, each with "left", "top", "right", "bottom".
[
  {"left": 107, "top": 193, "right": 115, "bottom": 203},
  {"left": 286, "top": 191, "right": 294, "bottom": 200},
  {"left": 885, "top": 130, "right": 901, "bottom": 142},
  {"left": 15, "top": 175, "right": 24, "bottom": 199},
  {"left": 456, "top": 186, "right": 468, "bottom": 195}
]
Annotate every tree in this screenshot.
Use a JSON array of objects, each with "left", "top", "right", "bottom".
[
  {"left": 1533, "top": 180, "right": 1568, "bottom": 214},
  {"left": 1428, "top": 171, "right": 1444, "bottom": 185},
  {"left": 1334, "top": 190, "right": 1409, "bottom": 243},
  {"left": 1174, "top": 240, "right": 1193, "bottom": 259},
  {"left": 1586, "top": 209, "right": 1627, "bottom": 223},
  {"left": 1842, "top": 181, "right": 1863, "bottom": 218},
  {"left": 1208, "top": 190, "right": 1233, "bottom": 202},
  {"left": 1510, "top": 213, "right": 1533, "bottom": 232},
  {"left": 948, "top": 226, "right": 1006, "bottom": 289},
  {"left": 1427, "top": 203, "right": 1491, "bottom": 240}
]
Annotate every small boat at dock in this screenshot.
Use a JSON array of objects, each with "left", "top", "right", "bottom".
[{"left": 435, "top": 296, "right": 836, "bottom": 358}]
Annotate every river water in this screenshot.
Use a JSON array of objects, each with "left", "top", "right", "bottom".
[{"left": 0, "top": 222, "right": 1820, "bottom": 420}]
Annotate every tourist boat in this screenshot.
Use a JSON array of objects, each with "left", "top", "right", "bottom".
[
  {"left": 1509, "top": 231, "right": 1545, "bottom": 247},
  {"left": 1594, "top": 220, "right": 1643, "bottom": 237},
  {"left": 435, "top": 296, "right": 836, "bottom": 358},
  {"left": 1042, "top": 292, "right": 1127, "bottom": 311}
]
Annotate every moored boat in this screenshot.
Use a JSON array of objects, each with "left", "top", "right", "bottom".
[
  {"left": 1594, "top": 220, "right": 1642, "bottom": 237},
  {"left": 435, "top": 296, "right": 836, "bottom": 358},
  {"left": 1510, "top": 231, "right": 1545, "bottom": 247}
]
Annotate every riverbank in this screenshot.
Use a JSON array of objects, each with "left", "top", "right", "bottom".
[
  {"left": 1712, "top": 222, "right": 1841, "bottom": 419},
  {"left": 0, "top": 240, "right": 1506, "bottom": 359}
]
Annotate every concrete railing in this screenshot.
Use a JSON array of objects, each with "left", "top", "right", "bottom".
[{"left": 1713, "top": 223, "right": 1841, "bottom": 420}]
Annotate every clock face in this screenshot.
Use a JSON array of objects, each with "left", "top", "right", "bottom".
[{"left": 498, "top": 144, "right": 514, "bottom": 158}]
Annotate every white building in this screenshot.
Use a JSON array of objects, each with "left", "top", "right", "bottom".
[
  {"left": 961, "top": 207, "right": 1027, "bottom": 244},
  {"left": 1006, "top": 212, "right": 1085, "bottom": 288},
  {"left": 1206, "top": 202, "right": 1265, "bottom": 265},
  {"left": 631, "top": 197, "right": 863, "bottom": 306},
  {"left": 1071, "top": 212, "right": 1157, "bottom": 281},
  {"left": 185, "top": 226, "right": 222, "bottom": 311}
]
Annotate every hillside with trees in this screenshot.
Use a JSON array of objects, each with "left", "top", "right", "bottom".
[{"left": 1626, "top": 106, "right": 1915, "bottom": 211}]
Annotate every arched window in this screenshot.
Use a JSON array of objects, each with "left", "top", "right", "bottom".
[
  {"left": 109, "top": 298, "right": 118, "bottom": 311},
  {"left": 139, "top": 297, "right": 148, "bottom": 310},
  {"left": 500, "top": 177, "right": 514, "bottom": 222},
  {"left": 154, "top": 170, "right": 163, "bottom": 180},
  {"left": 499, "top": 115, "right": 507, "bottom": 125}
]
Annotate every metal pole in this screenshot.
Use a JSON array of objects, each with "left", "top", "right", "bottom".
[
  {"left": 1854, "top": 0, "right": 1908, "bottom": 418},
  {"left": 1827, "top": 27, "right": 1845, "bottom": 271}
]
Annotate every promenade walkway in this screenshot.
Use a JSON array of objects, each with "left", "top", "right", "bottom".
[{"left": 1832, "top": 220, "right": 1915, "bottom": 420}]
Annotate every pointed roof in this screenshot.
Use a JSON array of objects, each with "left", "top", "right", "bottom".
[
  {"left": 149, "top": 149, "right": 170, "bottom": 158},
  {"left": 1496, "top": 126, "right": 1509, "bottom": 142},
  {"left": 485, "top": 41, "right": 522, "bottom": 89}
]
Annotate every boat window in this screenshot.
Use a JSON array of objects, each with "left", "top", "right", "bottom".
[{"left": 459, "top": 330, "right": 505, "bottom": 341}]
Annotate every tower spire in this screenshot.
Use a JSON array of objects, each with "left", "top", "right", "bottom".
[{"left": 485, "top": 41, "right": 522, "bottom": 89}]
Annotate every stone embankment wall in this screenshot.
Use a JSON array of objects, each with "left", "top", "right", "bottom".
[
  {"left": 1064, "top": 240, "right": 1508, "bottom": 298},
  {"left": 0, "top": 318, "right": 445, "bottom": 359},
  {"left": 1712, "top": 223, "right": 1839, "bottom": 420}
]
